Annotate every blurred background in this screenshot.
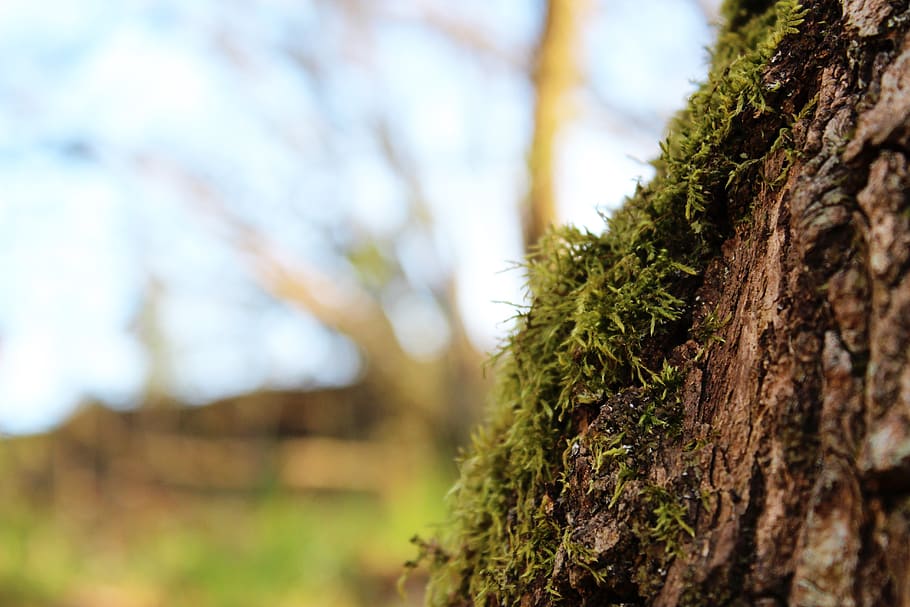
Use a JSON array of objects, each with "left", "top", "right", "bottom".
[{"left": 0, "top": 0, "right": 719, "bottom": 605}]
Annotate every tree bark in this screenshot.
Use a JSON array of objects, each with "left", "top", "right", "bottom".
[
  {"left": 423, "top": 1, "right": 910, "bottom": 605},
  {"left": 555, "top": 1, "right": 910, "bottom": 604}
]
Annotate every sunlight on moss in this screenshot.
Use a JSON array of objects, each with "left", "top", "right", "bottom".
[{"left": 418, "top": 1, "right": 808, "bottom": 604}]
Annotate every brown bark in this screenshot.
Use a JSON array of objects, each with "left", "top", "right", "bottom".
[{"left": 552, "top": 1, "right": 910, "bottom": 604}]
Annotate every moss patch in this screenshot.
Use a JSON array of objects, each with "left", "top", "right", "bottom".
[{"left": 415, "top": 1, "right": 808, "bottom": 605}]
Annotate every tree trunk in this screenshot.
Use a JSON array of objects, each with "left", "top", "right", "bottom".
[
  {"left": 420, "top": 1, "right": 910, "bottom": 605},
  {"left": 644, "top": 2, "right": 910, "bottom": 604}
]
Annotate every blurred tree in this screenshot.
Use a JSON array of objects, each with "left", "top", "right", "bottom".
[
  {"left": 132, "top": 150, "right": 484, "bottom": 448},
  {"left": 524, "top": 0, "right": 585, "bottom": 252}
]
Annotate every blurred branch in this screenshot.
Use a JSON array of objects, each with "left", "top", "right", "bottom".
[
  {"left": 249, "top": 241, "right": 444, "bottom": 407},
  {"left": 131, "top": 152, "right": 481, "bottom": 431},
  {"left": 579, "top": 86, "right": 664, "bottom": 142},
  {"left": 693, "top": 0, "right": 722, "bottom": 23},
  {"left": 372, "top": 117, "right": 433, "bottom": 227},
  {"left": 379, "top": 2, "right": 530, "bottom": 71},
  {"left": 368, "top": 114, "right": 488, "bottom": 431}
]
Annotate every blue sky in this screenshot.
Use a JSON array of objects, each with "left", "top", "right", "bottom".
[{"left": 0, "top": 0, "right": 717, "bottom": 434}]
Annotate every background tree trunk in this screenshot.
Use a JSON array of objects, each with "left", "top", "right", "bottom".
[{"left": 524, "top": 0, "right": 583, "bottom": 252}]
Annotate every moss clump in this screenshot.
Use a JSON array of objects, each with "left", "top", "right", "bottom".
[{"left": 418, "top": 1, "right": 807, "bottom": 605}]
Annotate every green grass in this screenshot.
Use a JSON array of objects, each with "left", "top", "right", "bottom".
[{"left": 0, "top": 460, "right": 454, "bottom": 607}]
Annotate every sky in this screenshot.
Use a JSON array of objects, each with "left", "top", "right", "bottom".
[{"left": 0, "top": 0, "right": 717, "bottom": 435}]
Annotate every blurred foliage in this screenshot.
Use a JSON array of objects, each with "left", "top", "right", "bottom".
[
  {"left": 0, "top": 383, "right": 465, "bottom": 605},
  {"left": 0, "top": 1, "right": 718, "bottom": 604},
  {"left": 0, "top": 434, "right": 454, "bottom": 607}
]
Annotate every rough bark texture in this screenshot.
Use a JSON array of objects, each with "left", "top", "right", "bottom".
[
  {"left": 558, "top": 1, "right": 910, "bottom": 605},
  {"left": 422, "top": 1, "right": 910, "bottom": 605}
]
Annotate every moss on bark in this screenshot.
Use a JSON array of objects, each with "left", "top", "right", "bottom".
[{"left": 413, "top": 1, "right": 811, "bottom": 605}]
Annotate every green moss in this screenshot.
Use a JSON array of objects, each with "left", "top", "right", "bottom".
[
  {"left": 558, "top": 528, "right": 609, "bottom": 586},
  {"left": 418, "top": 2, "right": 808, "bottom": 605},
  {"left": 642, "top": 486, "right": 697, "bottom": 557}
]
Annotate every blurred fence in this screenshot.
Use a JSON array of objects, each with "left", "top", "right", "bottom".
[{"left": 1, "top": 388, "right": 428, "bottom": 506}]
